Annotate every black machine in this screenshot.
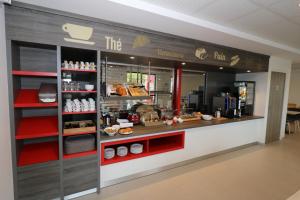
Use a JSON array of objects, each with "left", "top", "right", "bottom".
[
  {"left": 234, "top": 81, "right": 255, "bottom": 116},
  {"left": 212, "top": 81, "right": 255, "bottom": 118},
  {"left": 212, "top": 95, "right": 237, "bottom": 118}
]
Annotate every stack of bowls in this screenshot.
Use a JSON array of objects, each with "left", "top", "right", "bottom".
[
  {"left": 130, "top": 143, "right": 143, "bottom": 154},
  {"left": 104, "top": 148, "right": 115, "bottom": 159},
  {"left": 117, "top": 146, "right": 128, "bottom": 157}
]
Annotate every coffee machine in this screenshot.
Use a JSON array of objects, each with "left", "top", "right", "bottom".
[
  {"left": 234, "top": 81, "right": 255, "bottom": 116},
  {"left": 212, "top": 95, "right": 237, "bottom": 118}
]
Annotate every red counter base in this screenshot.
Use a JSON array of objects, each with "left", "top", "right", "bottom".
[{"left": 101, "top": 131, "right": 185, "bottom": 165}]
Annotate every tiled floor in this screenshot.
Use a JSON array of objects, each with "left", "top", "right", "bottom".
[{"left": 77, "top": 133, "right": 300, "bottom": 200}]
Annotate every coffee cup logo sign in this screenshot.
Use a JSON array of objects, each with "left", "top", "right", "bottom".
[
  {"left": 105, "top": 36, "right": 122, "bottom": 51},
  {"left": 62, "top": 23, "right": 95, "bottom": 45}
]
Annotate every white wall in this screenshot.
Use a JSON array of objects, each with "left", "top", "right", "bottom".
[
  {"left": 236, "top": 72, "right": 269, "bottom": 143},
  {"left": 288, "top": 66, "right": 300, "bottom": 105},
  {"left": 0, "top": 4, "right": 14, "bottom": 200},
  {"left": 236, "top": 56, "right": 292, "bottom": 142}
]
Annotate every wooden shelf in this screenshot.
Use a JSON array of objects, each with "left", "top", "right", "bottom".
[
  {"left": 103, "top": 96, "right": 151, "bottom": 101},
  {"left": 14, "top": 89, "right": 58, "bottom": 108},
  {"left": 63, "top": 150, "right": 97, "bottom": 159},
  {"left": 18, "top": 141, "right": 59, "bottom": 167},
  {"left": 16, "top": 116, "right": 58, "bottom": 139},
  {"left": 62, "top": 111, "right": 97, "bottom": 115},
  {"left": 62, "top": 90, "right": 97, "bottom": 94},
  {"left": 63, "top": 131, "right": 96, "bottom": 137},
  {"left": 61, "top": 68, "right": 97, "bottom": 73},
  {"left": 12, "top": 70, "right": 57, "bottom": 77}
]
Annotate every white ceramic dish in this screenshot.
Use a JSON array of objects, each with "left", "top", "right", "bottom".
[
  {"left": 85, "top": 84, "right": 94, "bottom": 91},
  {"left": 117, "top": 146, "right": 128, "bottom": 157},
  {"left": 130, "top": 143, "right": 143, "bottom": 154},
  {"left": 104, "top": 148, "right": 115, "bottom": 159},
  {"left": 104, "top": 127, "right": 118, "bottom": 137},
  {"left": 202, "top": 115, "right": 213, "bottom": 121}
]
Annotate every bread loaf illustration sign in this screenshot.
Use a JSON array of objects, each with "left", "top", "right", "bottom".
[
  {"left": 62, "top": 23, "right": 95, "bottom": 45},
  {"left": 132, "top": 35, "right": 151, "bottom": 48},
  {"left": 195, "top": 48, "right": 209, "bottom": 60},
  {"left": 230, "top": 55, "right": 240, "bottom": 66}
]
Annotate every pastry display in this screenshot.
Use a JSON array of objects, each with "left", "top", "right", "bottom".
[
  {"left": 119, "top": 128, "right": 133, "bottom": 135},
  {"left": 140, "top": 111, "right": 164, "bottom": 126},
  {"left": 104, "top": 127, "right": 119, "bottom": 137},
  {"left": 115, "top": 84, "right": 128, "bottom": 96},
  {"left": 128, "top": 86, "right": 148, "bottom": 96}
]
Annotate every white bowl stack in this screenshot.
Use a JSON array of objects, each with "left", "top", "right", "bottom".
[
  {"left": 64, "top": 98, "right": 96, "bottom": 113},
  {"left": 130, "top": 143, "right": 143, "bottom": 154},
  {"left": 117, "top": 146, "right": 128, "bottom": 157},
  {"left": 104, "top": 148, "right": 115, "bottom": 159}
]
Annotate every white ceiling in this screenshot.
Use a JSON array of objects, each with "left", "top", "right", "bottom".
[
  {"left": 139, "top": 0, "right": 300, "bottom": 50},
  {"left": 14, "top": 0, "right": 300, "bottom": 63}
]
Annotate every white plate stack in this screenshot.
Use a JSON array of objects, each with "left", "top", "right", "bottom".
[
  {"left": 81, "top": 99, "right": 89, "bottom": 112},
  {"left": 104, "top": 148, "right": 115, "bottom": 159},
  {"left": 117, "top": 146, "right": 128, "bottom": 157},
  {"left": 64, "top": 98, "right": 96, "bottom": 113},
  {"left": 130, "top": 143, "right": 143, "bottom": 154},
  {"left": 88, "top": 98, "right": 96, "bottom": 111}
]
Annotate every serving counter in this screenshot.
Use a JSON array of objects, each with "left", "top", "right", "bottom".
[
  {"left": 100, "top": 116, "right": 265, "bottom": 187},
  {"left": 101, "top": 116, "right": 263, "bottom": 142}
]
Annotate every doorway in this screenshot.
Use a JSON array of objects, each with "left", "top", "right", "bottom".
[{"left": 266, "top": 72, "right": 286, "bottom": 143}]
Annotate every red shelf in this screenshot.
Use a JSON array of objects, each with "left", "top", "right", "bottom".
[
  {"left": 101, "top": 131, "right": 185, "bottom": 166},
  {"left": 62, "top": 90, "right": 97, "bottom": 93},
  {"left": 61, "top": 68, "right": 97, "bottom": 73},
  {"left": 12, "top": 70, "right": 57, "bottom": 77},
  {"left": 64, "top": 150, "right": 97, "bottom": 159},
  {"left": 16, "top": 116, "right": 58, "bottom": 139},
  {"left": 14, "top": 89, "right": 58, "bottom": 108},
  {"left": 63, "top": 131, "right": 96, "bottom": 137},
  {"left": 62, "top": 111, "right": 97, "bottom": 115},
  {"left": 18, "top": 141, "right": 59, "bottom": 167},
  {"left": 102, "top": 152, "right": 149, "bottom": 165}
]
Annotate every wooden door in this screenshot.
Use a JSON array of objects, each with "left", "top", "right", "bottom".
[{"left": 266, "top": 72, "right": 286, "bottom": 143}]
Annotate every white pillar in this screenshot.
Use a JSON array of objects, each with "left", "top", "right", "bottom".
[{"left": 0, "top": 3, "right": 14, "bottom": 200}]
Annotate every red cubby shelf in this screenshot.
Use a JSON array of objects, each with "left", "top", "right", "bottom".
[
  {"left": 61, "top": 68, "right": 97, "bottom": 73},
  {"left": 16, "top": 116, "right": 58, "bottom": 139},
  {"left": 102, "top": 152, "right": 149, "bottom": 166},
  {"left": 63, "top": 150, "right": 97, "bottom": 160},
  {"left": 101, "top": 131, "right": 185, "bottom": 166},
  {"left": 14, "top": 89, "right": 58, "bottom": 108},
  {"left": 62, "top": 90, "right": 97, "bottom": 93},
  {"left": 18, "top": 141, "right": 59, "bottom": 167},
  {"left": 62, "top": 111, "right": 97, "bottom": 115},
  {"left": 12, "top": 70, "right": 57, "bottom": 77}
]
